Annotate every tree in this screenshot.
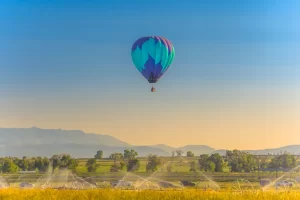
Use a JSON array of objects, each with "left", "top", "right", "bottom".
[
  {"left": 253, "top": 155, "right": 269, "bottom": 178},
  {"left": 242, "top": 153, "right": 256, "bottom": 172},
  {"left": 109, "top": 153, "right": 124, "bottom": 164},
  {"left": 49, "top": 154, "right": 77, "bottom": 172},
  {"left": 1, "top": 158, "right": 18, "bottom": 173},
  {"left": 34, "top": 157, "right": 50, "bottom": 172},
  {"left": 50, "top": 155, "right": 61, "bottom": 173},
  {"left": 17, "top": 157, "right": 29, "bottom": 171},
  {"left": 267, "top": 153, "right": 297, "bottom": 178},
  {"left": 209, "top": 153, "right": 226, "bottom": 172},
  {"left": 186, "top": 151, "right": 194, "bottom": 157},
  {"left": 58, "top": 155, "right": 79, "bottom": 173},
  {"left": 27, "top": 158, "right": 36, "bottom": 171},
  {"left": 14, "top": 156, "right": 50, "bottom": 172},
  {"left": 123, "top": 149, "right": 139, "bottom": 172},
  {"left": 269, "top": 155, "right": 283, "bottom": 178},
  {"left": 225, "top": 150, "right": 256, "bottom": 172},
  {"left": 176, "top": 149, "right": 184, "bottom": 157},
  {"left": 42, "top": 157, "right": 50, "bottom": 172},
  {"left": 206, "top": 161, "right": 216, "bottom": 172},
  {"left": 198, "top": 154, "right": 209, "bottom": 171},
  {"left": 281, "top": 153, "right": 296, "bottom": 168},
  {"left": 124, "top": 149, "right": 138, "bottom": 160},
  {"left": 226, "top": 150, "right": 243, "bottom": 172},
  {"left": 59, "top": 154, "right": 72, "bottom": 168},
  {"left": 67, "top": 158, "right": 79, "bottom": 172},
  {"left": 127, "top": 159, "right": 140, "bottom": 172},
  {"left": 198, "top": 154, "right": 211, "bottom": 172},
  {"left": 34, "top": 157, "right": 43, "bottom": 171},
  {"left": 94, "top": 150, "right": 103, "bottom": 160},
  {"left": 109, "top": 153, "right": 125, "bottom": 172},
  {"left": 146, "top": 154, "right": 162, "bottom": 172},
  {"left": 86, "top": 158, "right": 98, "bottom": 172}
]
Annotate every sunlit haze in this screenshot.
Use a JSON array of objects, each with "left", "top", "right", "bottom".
[{"left": 1, "top": 0, "right": 300, "bottom": 150}]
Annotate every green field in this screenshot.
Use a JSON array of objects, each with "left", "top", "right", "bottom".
[
  {"left": 74, "top": 158, "right": 298, "bottom": 183},
  {"left": 2, "top": 159, "right": 299, "bottom": 192},
  {"left": 1, "top": 156, "right": 299, "bottom": 196},
  {"left": 1, "top": 158, "right": 300, "bottom": 200}
]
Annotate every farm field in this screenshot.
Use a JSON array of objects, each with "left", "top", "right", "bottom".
[
  {"left": 1, "top": 189, "right": 300, "bottom": 200},
  {"left": 4, "top": 167, "right": 300, "bottom": 186},
  {"left": 1, "top": 156, "right": 300, "bottom": 199},
  {"left": 2, "top": 157, "right": 300, "bottom": 188}
]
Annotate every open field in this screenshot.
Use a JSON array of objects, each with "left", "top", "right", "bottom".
[
  {"left": 75, "top": 157, "right": 299, "bottom": 176},
  {"left": 4, "top": 170, "right": 300, "bottom": 186},
  {"left": 1, "top": 159, "right": 300, "bottom": 199},
  {"left": 1, "top": 156, "right": 300, "bottom": 200},
  {"left": 1, "top": 189, "right": 300, "bottom": 200},
  {"left": 2, "top": 157, "right": 299, "bottom": 189},
  {"left": 2, "top": 171, "right": 300, "bottom": 192}
]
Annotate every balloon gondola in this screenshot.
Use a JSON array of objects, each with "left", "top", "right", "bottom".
[
  {"left": 131, "top": 36, "right": 175, "bottom": 92},
  {"left": 151, "top": 85, "right": 156, "bottom": 92}
]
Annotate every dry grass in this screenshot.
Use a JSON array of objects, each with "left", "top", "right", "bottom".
[{"left": 0, "top": 189, "right": 300, "bottom": 200}]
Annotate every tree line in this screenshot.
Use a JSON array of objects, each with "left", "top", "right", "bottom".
[
  {"left": 89, "top": 149, "right": 299, "bottom": 176},
  {"left": 86, "top": 149, "right": 162, "bottom": 173},
  {"left": 195, "top": 150, "right": 298, "bottom": 177},
  {"left": 0, "top": 149, "right": 298, "bottom": 176},
  {"left": 0, "top": 154, "right": 78, "bottom": 173}
]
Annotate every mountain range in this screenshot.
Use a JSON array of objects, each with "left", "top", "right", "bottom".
[{"left": 0, "top": 127, "right": 299, "bottom": 158}]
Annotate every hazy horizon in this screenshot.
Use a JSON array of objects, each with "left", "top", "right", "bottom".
[
  {"left": 0, "top": 126, "right": 299, "bottom": 151},
  {"left": 1, "top": 1, "right": 300, "bottom": 150}
]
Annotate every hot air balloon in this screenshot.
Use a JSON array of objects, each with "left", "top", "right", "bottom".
[{"left": 131, "top": 36, "right": 175, "bottom": 92}]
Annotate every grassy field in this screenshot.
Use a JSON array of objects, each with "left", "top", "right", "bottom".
[
  {"left": 3, "top": 159, "right": 299, "bottom": 186},
  {"left": 77, "top": 157, "right": 208, "bottom": 172},
  {"left": 2, "top": 158, "right": 300, "bottom": 200},
  {"left": 4, "top": 170, "right": 298, "bottom": 185},
  {"left": 77, "top": 157, "right": 299, "bottom": 172},
  {"left": 1, "top": 189, "right": 300, "bottom": 200},
  {"left": 75, "top": 158, "right": 297, "bottom": 177},
  {"left": 2, "top": 157, "right": 299, "bottom": 193}
]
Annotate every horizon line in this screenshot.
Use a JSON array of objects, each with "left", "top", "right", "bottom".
[{"left": 0, "top": 126, "right": 299, "bottom": 151}]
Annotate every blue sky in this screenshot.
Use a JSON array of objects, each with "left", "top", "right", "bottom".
[
  {"left": 0, "top": 0, "right": 300, "bottom": 148},
  {"left": 1, "top": 0, "right": 299, "bottom": 88}
]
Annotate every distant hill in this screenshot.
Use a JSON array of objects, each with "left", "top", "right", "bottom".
[
  {"left": 151, "top": 144, "right": 216, "bottom": 156},
  {"left": 2, "top": 144, "right": 170, "bottom": 158},
  {"left": 0, "top": 127, "right": 169, "bottom": 157},
  {"left": 211, "top": 149, "right": 227, "bottom": 156},
  {"left": 150, "top": 144, "right": 175, "bottom": 153},
  {"left": 0, "top": 127, "right": 299, "bottom": 157},
  {"left": 0, "top": 127, "right": 130, "bottom": 147},
  {"left": 210, "top": 146, "right": 300, "bottom": 156},
  {"left": 180, "top": 145, "right": 215, "bottom": 156},
  {"left": 245, "top": 145, "right": 300, "bottom": 155}
]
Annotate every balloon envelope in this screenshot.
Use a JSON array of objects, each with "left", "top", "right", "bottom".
[{"left": 131, "top": 36, "right": 175, "bottom": 83}]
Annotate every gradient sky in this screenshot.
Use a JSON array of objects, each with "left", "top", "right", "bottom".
[{"left": 0, "top": 0, "right": 300, "bottom": 150}]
